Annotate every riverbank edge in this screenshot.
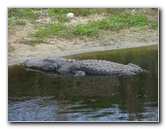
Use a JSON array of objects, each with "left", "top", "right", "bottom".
[{"left": 8, "top": 42, "right": 158, "bottom": 66}]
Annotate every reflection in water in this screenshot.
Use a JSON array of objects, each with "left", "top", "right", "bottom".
[{"left": 8, "top": 45, "right": 158, "bottom": 121}]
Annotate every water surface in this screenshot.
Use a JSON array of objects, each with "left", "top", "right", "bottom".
[{"left": 8, "top": 45, "right": 158, "bottom": 122}]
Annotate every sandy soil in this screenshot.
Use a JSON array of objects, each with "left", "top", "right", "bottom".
[{"left": 8, "top": 13, "right": 158, "bottom": 66}]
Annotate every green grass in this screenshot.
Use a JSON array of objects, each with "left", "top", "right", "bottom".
[
  {"left": 74, "top": 23, "right": 100, "bottom": 37},
  {"left": 19, "top": 38, "right": 47, "bottom": 46},
  {"left": 8, "top": 18, "right": 27, "bottom": 30},
  {"left": 34, "top": 13, "right": 155, "bottom": 38},
  {"left": 15, "top": 19, "right": 27, "bottom": 26},
  {"left": 148, "top": 21, "right": 158, "bottom": 29},
  {"left": 108, "top": 13, "right": 148, "bottom": 30},
  {"left": 33, "top": 21, "right": 100, "bottom": 38},
  {"left": 49, "top": 8, "right": 109, "bottom": 23},
  {"left": 8, "top": 8, "right": 39, "bottom": 20},
  {"left": 8, "top": 8, "right": 38, "bottom": 27},
  {"left": 8, "top": 8, "right": 158, "bottom": 44},
  {"left": 34, "top": 22, "right": 73, "bottom": 38}
]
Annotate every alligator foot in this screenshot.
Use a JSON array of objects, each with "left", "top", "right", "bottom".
[{"left": 73, "top": 71, "right": 86, "bottom": 76}]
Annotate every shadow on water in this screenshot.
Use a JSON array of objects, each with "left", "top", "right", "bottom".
[{"left": 8, "top": 45, "right": 158, "bottom": 122}]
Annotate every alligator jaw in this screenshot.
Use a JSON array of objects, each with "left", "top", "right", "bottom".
[{"left": 23, "top": 59, "right": 58, "bottom": 71}]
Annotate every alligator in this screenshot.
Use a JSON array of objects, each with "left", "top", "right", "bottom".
[{"left": 23, "top": 57, "right": 146, "bottom": 76}]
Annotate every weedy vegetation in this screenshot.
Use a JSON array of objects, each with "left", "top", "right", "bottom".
[
  {"left": 8, "top": 8, "right": 158, "bottom": 46},
  {"left": 34, "top": 13, "right": 155, "bottom": 38},
  {"left": 19, "top": 38, "right": 47, "bottom": 46},
  {"left": 8, "top": 8, "right": 39, "bottom": 20}
]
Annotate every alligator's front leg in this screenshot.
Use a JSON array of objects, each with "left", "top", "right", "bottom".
[
  {"left": 73, "top": 70, "right": 86, "bottom": 76},
  {"left": 118, "top": 71, "right": 136, "bottom": 76}
]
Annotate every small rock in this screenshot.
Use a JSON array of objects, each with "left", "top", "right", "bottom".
[
  {"left": 66, "top": 13, "right": 74, "bottom": 19},
  {"left": 36, "top": 19, "right": 42, "bottom": 23},
  {"left": 33, "top": 10, "right": 43, "bottom": 15}
]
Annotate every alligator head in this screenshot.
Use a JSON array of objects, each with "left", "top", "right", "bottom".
[{"left": 23, "top": 58, "right": 59, "bottom": 71}]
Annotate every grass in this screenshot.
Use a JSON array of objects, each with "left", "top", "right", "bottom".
[
  {"left": 34, "top": 22, "right": 73, "bottom": 38},
  {"left": 109, "top": 13, "right": 148, "bottom": 29},
  {"left": 19, "top": 38, "right": 47, "bottom": 46},
  {"left": 48, "top": 8, "right": 110, "bottom": 23},
  {"left": 8, "top": 8, "right": 39, "bottom": 20},
  {"left": 8, "top": 45, "right": 15, "bottom": 52},
  {"left": 148, "top": 21, "right": 158, "bottom": 29},
  {"left": 33, "top": 13, "right": 153, "bottom": 38},
  {"left": 8, "top": 8, "right": 38, "bottom": 28},
  {"left": 74, "top": 23, "right": 100, "bottom": 36},
  {"left": 8, "top": 8, "right": 158, "bottom": 46},
  {"left": 8, "top": 18, "right": 27, "bottom": 26},
  {"left": 15, "top": 19, "right": 27, "bottom": 26},
  {"left": 33, "top": 21, "right": 101, "bottom": 38}
]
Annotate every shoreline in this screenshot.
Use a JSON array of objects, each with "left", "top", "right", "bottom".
[{"left": 8, "top": 42, "right": 158, "bottom": 66}]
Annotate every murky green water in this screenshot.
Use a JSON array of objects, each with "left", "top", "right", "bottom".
[{"left": 8, "top": 45, "right": 158, "bottom": 122}]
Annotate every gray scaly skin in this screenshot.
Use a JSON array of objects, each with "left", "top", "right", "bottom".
[{"left": 23, "top": 57, "right": 146, "bottom": 76}]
